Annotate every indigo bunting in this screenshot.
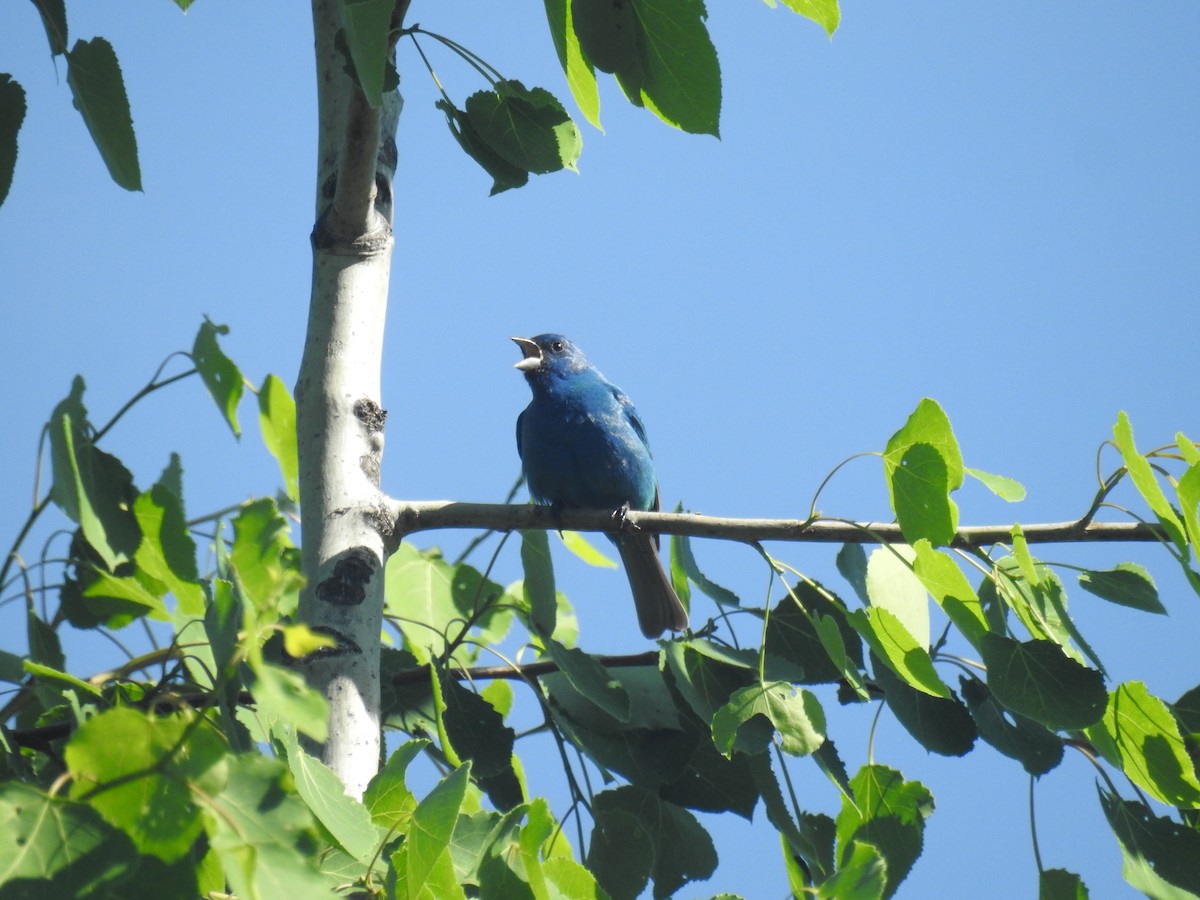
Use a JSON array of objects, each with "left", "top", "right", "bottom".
[{"left": 513, "top": 334, "right": 688, "bottom": 639}]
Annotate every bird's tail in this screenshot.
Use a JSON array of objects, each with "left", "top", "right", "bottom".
[{"left": 616, "top": 533, "right": 689, "bottom": 639}]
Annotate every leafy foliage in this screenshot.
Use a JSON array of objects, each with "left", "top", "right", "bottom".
[{"left": 2, "top": 328, "right": 1198, "bottom": 897}]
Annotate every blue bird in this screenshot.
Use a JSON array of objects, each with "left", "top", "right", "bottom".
[{"left": 512, "top": 334, "right": 688, "bottom": 639}]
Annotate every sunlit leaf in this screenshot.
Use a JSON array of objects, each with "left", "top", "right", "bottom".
[
  {"left": 542, "top": 0, "right": 602, "bottom": 128},
  {"left": 1113, "top": 412, "right": 1186, "bottom": 552},
  {"left": 258, "top": 374, "right": 299, "bottom": 503},
  {"left": 711, "top": 681, "right": 825, "bottom": 757},
  {"left": 848, "top": 607, "right": 949, "bottom": 698},
  {"left": 865, "top": 545, "right": 928, "bottom": 649},
  {"left": 466, "top": 80, "right": 582, "bottom": 175},
  {"left": 1102, "top": 681, "right": 1200, "bottom": 807},
  {"left": 192, "top": 319, "right": 243, "bottom": 438}
]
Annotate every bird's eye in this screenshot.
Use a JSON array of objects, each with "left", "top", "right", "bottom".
[{"left": 550, "top": 340, "right": 565, "bottom": 353}]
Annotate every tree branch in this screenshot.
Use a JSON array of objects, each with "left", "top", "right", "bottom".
[{"left": 386, "top": 500, "right": 1165, "bottom": 548}]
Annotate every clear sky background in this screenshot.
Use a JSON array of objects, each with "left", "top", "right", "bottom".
[{"left": 3, "top": 3, "right": 1198, "bottom": 897}]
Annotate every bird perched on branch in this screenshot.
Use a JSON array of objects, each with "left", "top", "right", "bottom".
[{"left": 512, "top": 333, "right": 689, "bottom": 639}]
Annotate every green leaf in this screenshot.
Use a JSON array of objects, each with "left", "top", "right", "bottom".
[
  {"left": 542, "top": 0, "right": 602, "bottom": 128},
  {"left": 363, "top": 739, "right": 428, "bottom": 831},
  {"left": 884, "top": 398, "right": 964, "bottom": 487},
  {"left": 1039, "top": 868, "right": 1089, "bottom": 900},
  {"left": 836, "top": 765, "right": 932, "bottom": 899},
  {"left": 399, "top": 765, "right": 472, "bottom": 899},
  {"left": 437, "top": 99, "right": 528, "bottom": 195},
  {"left": 65, "top": 708, "right": 226, "bottom": 863},
  {"left": 1099, "top": 787, "right": 1200, "bottom": 896},
  {"left": 819, "top": 841, "right": 886, "bottom": 900},
  {"left": 1113, "top": 412, "right": 1187, "bottom": 552},
  {"left": 662, "top": 639, "right": 757, "bottom": 720},
  {"left": 889, "top": 443, "right": 958, "bottom": 546},
  {"left": 27, "top": 609, "right": 64, "bottom": 670},
  {"left": 281, "top": 623, "right": 336, "bottom": 658},
  {"left": 66, "top": 38, "right": 141, "bottom": 191},
  {"left": 589, "top": 786, "right": 717, "bottom": 900},
  {"left": 836, "top": 542, "right": 870, "bottom": 604},
  {"left": 965, "top": 466, "right": 1026, "bottom": 501},
  {"left": 871, "top": 655, "right": 976, "bottom": 757},
  {"left": 192, "top": 319, "right": 243, "bottom": 437},
  {"left": 848, "top": 607, "right": 950, "bottom": 698},
  {"left": 1011, "top": 523, "right": 1040, "bottom": 587},
  {"left": 0, "top": 783, "right": 138, "bottom": 896},
  {"left": 1102, "top": 681, "right": 1200, "bottom": 807},
  {"left": 23, "top": 660, "right": 102, "bottom": 698},
  {"left": 560, "top": 529, "right": 616, "bottom": 567},
  {"left": 628, "top": 0, "right": 722, "bottom": 136},
  {"left": 765, "top": 582, "right": 865, "bottom": 686},
  {"left": 572, "top": 0, "right": 642, "bottom": 73},
  {"left": 959, "top": 676, "right": 1063, "bottom": 776},
  {"left": 911, "top": 540, "right": 988, "bottom": 650},
  {"left": 134, "top": 455, "right": 205, "bottom": 616},
  {"left": 248, "top": 660, "right": 329, "bottom": 742},
  {"left": 439, "top": 675, "right": 523, "bottom": 810},
  {"left": 864, "top": 545, "right": 929, "bottom": 649},
  {"left": 980, "top": 635, "right": 1106, "bottom": 731},
  {"left": 283, "top": 732, "right": 381, "bottom": 862},
  {"left": 230, "top": 498, "right": 303, "bottom": 616},
  {"left": 31, "top": 0, "right": 68, "bottom": 55},
  {"left": 339, "top": 0, "right": 395, "bottom": 108},
  {"left": 1077, "top": 563, "right": 1164, "bottom": 614},
  {"left": 674, "top": 532, "right": 740, "bottom": 606},
  {"left": 711, "top": 681, "right": 826, "bottom": 757},
  {"left": 520, "top": 529, "right": 557, "bottom": 636},
  {"left": 543, "top": 638, "right": 631, "bottom": 721},
  {"left": 258, "top": 374, "right": 300, "bottom": 503},
  {"left": 48, "top": 376, "right": 140, "bottom": 570},
  {"left": 1178, "top": 462, "right": 1200, "bottom": 557},
  {"left": 197, "top": 754, "right": 330, "bottom": 900},
  {"left": 0, "top": 75, "right": 25, "bottom": 207},
  {"left": 466, "top": 80, "right": 582, "bottom": 176}
]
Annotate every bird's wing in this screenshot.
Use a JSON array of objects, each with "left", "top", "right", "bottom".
[
  {"left": 612, "top": 387, "right": 652, "bottom": 453},
  {"left": 515, "top": 408, "right": 525, "bottom": 460}
]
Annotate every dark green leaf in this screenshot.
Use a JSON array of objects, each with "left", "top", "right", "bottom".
[
  {"left": 192, "top": 319, "right": 243, "bottom": 437},
  {"left": 396, "top": 765, "right": 471, "bottom": 899},
  {"left": 31, "top": 0, "right": 68, "bottom": 55},
  {"left": 520, "top": 528, "right": 557, "bottom": 636},
  {"left": 438, "top": 99, "right": 529, "bottom": 195},
  {"left": 230, "top": 498, "right": 303, "bottom": 616},
  {"left": 1102, "top": 681, "right": 1200, "bottom": 807},
  {"left": 65, "top": 38, "right": 141, "bottom": 191},
  {"left": 0, "top": 783, "right": 138, "bottom": 897},
  {"left": 27, "top": 609, "right": 65, "bottom": 671},
  {"left": 1099, "top": 787, "right": 1200, "bottom": 895},
  {"left": 543, "top": 638, "right": 630, "bottom": 721},
  {"left": 134, "top": 454, "right": 205, "bottom": 615},
  {"left": 628, "top": 0, "right": 721, "bottom": 136},
  {"left": 65, "top": 708, "right": 226, "bottom": 863},
  {"left": 440, "top": 675, "right": 523, "bottom": 810},
  {"left": 1174, "top": 684, "right": 1200, "bottom": 736},
  {"left": 589, "top": 786, "right": 717, "bottom": 900},
  {"left": 872, "top": 654, "right": 976, "bottom": 757},
  {"left": 1039, "top": 867, "right": 1089, "bottom": 900},
  {"left": 572, "top": 0, "right": 642, "bottom": 73},
  {"left": 960, "top": 676, "right": 1063, "bottom": 776},
  {"left": 836, "top": 765, "right": 932, "bottom": 899},
  {"left": 466, "top": 80, "right": 581, "bottom": 176},
  {"left": 340, "top": 0, "right": 395, "bottom": 108},
  {"left": 746, "top": 752, "right": 833, "bottom": 881},
  {"left": 0, "top": 75, "right": 25, "bottom": 206},
  {"left": 766, "top": 581, "right": 864, "bottom": 684},
  {"left": 1077, "top": 563, "right": 1164, "bottom": 614},
  {"left": 836, "top": 542, "right": 869, "bottom": 604},
  {"left": 658, "top": 724, "right": 758, "bottom": 818},
  {"left": 48, "top": 377, "right": 140, "bottom": 570},
  {"left": 663, "top": 639, "right": 756, "bottom": 720},
  {"left": 981, "top": 635, "right": 1106, "bottom": 731}
]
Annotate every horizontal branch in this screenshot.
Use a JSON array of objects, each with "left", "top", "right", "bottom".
[
  {"left": 388, "top": 500, "right": 1165, "bottom": 548},
  {"left": 390, "top": 651, "right": 661, "bottom": 686}
]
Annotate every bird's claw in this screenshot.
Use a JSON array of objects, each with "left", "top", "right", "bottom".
[{"left": 612, "top": 501, "right": 640, "bottom": 535}]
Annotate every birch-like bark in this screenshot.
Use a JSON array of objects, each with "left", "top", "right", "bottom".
[{"left": 295, "top": 0, "right": 405, "bottom": 798}]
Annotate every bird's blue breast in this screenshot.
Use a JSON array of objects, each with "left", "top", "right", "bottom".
[{"left": 518, "top": 371, "right": 658, "bottom": 513}]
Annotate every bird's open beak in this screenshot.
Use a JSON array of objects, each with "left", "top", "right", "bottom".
[{"left": 512, "top": 337, "right": 543, "bottom": 372}]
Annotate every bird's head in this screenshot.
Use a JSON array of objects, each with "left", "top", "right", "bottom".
[{"left": 511, "top": 334, "right": 589, "bottom": 378}]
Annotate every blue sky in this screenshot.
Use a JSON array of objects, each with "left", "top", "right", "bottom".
[{"left": 3, "top": 2, "right": 1198, "bottom": 896}]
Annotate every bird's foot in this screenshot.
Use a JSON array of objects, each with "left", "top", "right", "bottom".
[{"left": 611, "top": 501, "right": 639, "bottom": 535}]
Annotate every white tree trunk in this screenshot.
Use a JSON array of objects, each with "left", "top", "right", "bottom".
[{"left": 294, "top": 0, "right": 404, "bottom": 798}]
